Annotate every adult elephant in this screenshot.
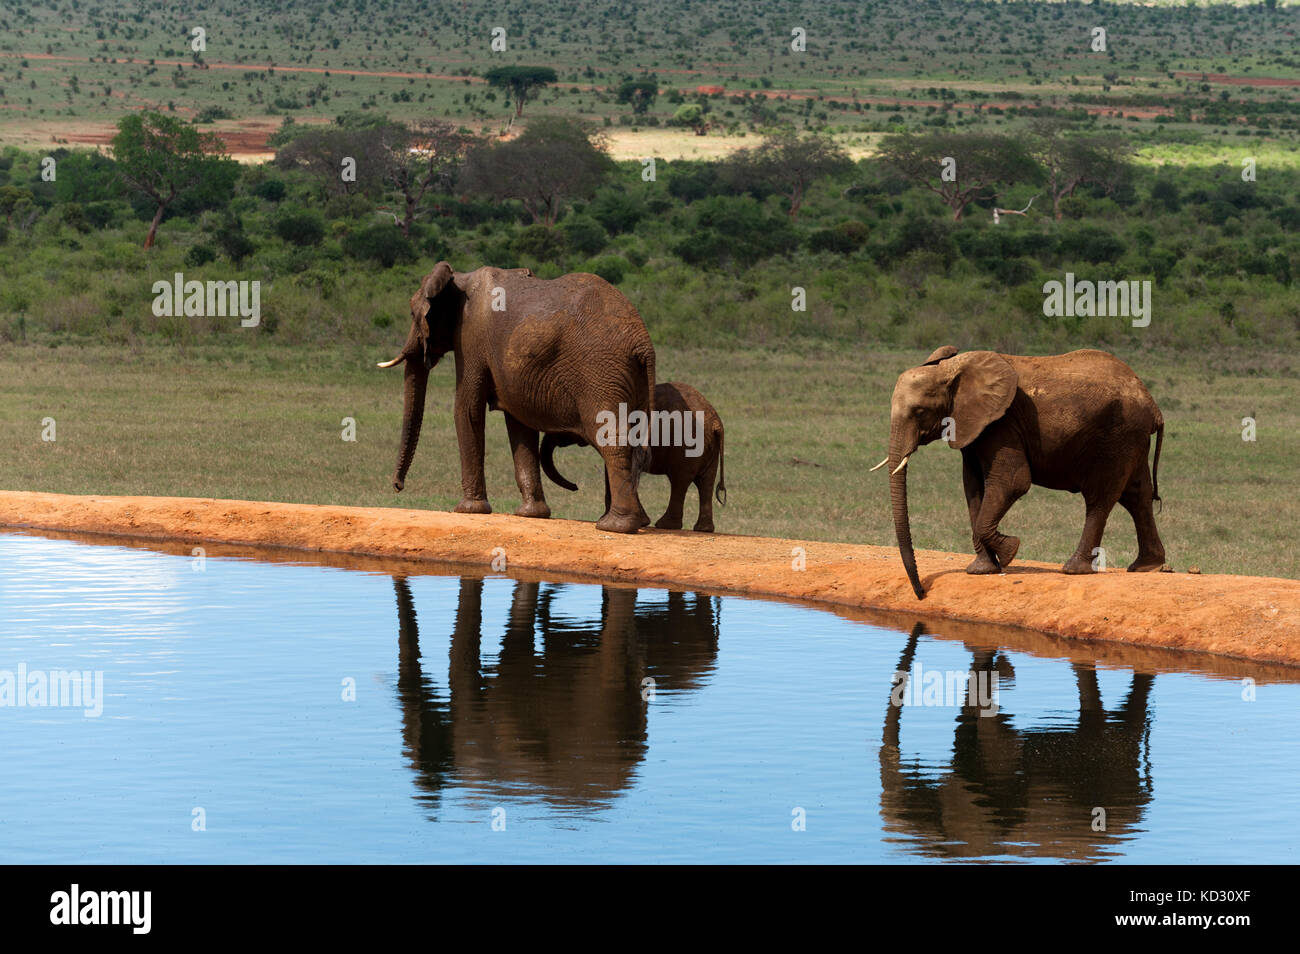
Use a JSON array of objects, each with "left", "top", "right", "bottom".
[
  {"left": 880, "top": 625, "right": 1154, "bottom": 861},
  {"left": 379, "top": 262, "right": 656, "bottom": 533},
  {"left": 879, "top": 347, "right": 1166, "bottom": 598},
  {"left": 391, "top": 576, "right": 720, "bottom": 809}
]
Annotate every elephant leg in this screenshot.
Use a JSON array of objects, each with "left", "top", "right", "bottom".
[
  {"left": 691, "top": 458, "right": 718, "bottom": 533},
  {"left": 503, "top": 413, "right": 550, "bottom": 519},
  {"left": 453, "top": 395, "right": 491, "bottom": 514},
  {"left": 655, "top": 476, "right": 688, "bottom": 530},
  {"left": 1119, "top": 462, "right": 1166, "bottom": 572},
  {"left": 967, "top": 460, "right": 1028, "bottom": 574},
  {"left": 1062, "top": 488, "right": 1121, "bottom": 574},
  {"left": 595, "top": 444, "right": 646, "bottom": 534},
  {"left": 962, "top": 451, "right": 996, "bottom": 573}
]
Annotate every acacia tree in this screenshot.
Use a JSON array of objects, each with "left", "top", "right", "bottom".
[
  {"left": 617, "top": 77, "right": 659, "bottom": 115},
  {"left": 274, "top": 115, "right": 393, "bottom": 198},
  {"left": 376, "top": 119, "right": 479, "bottom": 236},
  {"left": 1029, "top": 120, "right": 1133, "bottom": 220},
  {"left": 671, "top": 103, "right": 711, "bottom": 135},
  {"left": 725, "top": 129, "right": 853, "bottom": 220},
  {"left": 112, "top": 112, "right": 234, "bottom": 249},
  {"left": 459, "top": 117, "right": 613, "bottom": 226},
  {"left": 483, "top": 66, "right": 558, "bottom": 125},
  {"left": 879, "top": 131, "right": 1040, "bottom": 221}
]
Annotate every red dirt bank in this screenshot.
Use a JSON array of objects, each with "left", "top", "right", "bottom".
[{"left": 2, "top": 490, "right": 1298, "bottom": 668}]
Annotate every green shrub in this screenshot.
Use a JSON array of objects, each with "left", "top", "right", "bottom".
[
  {"left": 512, "top": 224, "right": 567, "bottom": 262},
  {"left": 560, "top": 215, "right": 608, "bottom": 256},
  {"left": 1057, "top": 226, "right": 1126, "bottom": 265},
  {"left": 673, "top": 195, "right": 796, "bottom": 270},
  {"left": 184, "top": 244, "right": 217, "bottom": 267},
  {"left": 342, "top": 225, "right": 415, "bottom": 268},
  {"left": 274, "top": 208, "right": 326, "bottom": 246},
  {"left": 585, "top": 255, "right": 630, "bottom": 285},
  {"left": 253, "top": 179, "right": 287, "bottom": 202}
]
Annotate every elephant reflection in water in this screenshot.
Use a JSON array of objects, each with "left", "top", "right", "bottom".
[
  {"left": 880, "top": 625, "right": 1154, "bottom": 861},
  {"left": 394, "top": 576, "right": 719, "bottom": 811}
]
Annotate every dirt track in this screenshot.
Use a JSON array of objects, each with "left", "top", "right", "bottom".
[{"left": 2, "top": 491, "right": 1298, "bottom": 668}]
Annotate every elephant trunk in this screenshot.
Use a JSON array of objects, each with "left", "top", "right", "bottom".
[
  {"left": 392, "top": 360, "right": 429, "bottom": 492},
  {"left": 889, "top": 429, "right": 926, "bottom": 600}
]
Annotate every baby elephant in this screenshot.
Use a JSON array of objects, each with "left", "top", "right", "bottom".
[
  {"left": 879, "top": 347, "right": 1166, "bottom": 599},
  {"left": 542, "top": 382, "right": 726, "bottom": 532}
]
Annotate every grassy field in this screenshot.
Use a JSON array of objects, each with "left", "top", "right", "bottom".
[{"left": 2, "top": 341, "right": 1296, "bottom": 579}]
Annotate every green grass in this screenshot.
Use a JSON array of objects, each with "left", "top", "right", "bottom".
[{"left": 2, "top": 341, "right": 1296, "bottom": 579}]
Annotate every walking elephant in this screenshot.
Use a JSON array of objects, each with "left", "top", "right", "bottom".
[
  {"left": 880, "top": 625, "right": 1154, "bottom": 861},
  {"left": 877, "top": 347, "right": 1166, "bottom": 598},
  {"left": 392, "top": 575, "right": 720, "bottom": 809},
  {"left": 379, "top": 262, "right": 657, "bottom": 533},
  {"left": 540, "top": 382, "right": 727, "bottom": 532}
]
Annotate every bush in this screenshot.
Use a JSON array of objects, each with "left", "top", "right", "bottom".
[
  {"left": 325, "top": 193, "right": 373, "bottom": 220},
  {"left": 1269, "top": 205, "right": 1300, "bottom": 232},
  {"left": 884, "top": 215, "right": 954, "bottom": 263},
  {"left": 667, "top": 163, "right": 722, "bottom": 202},
  {"left": 673, "top": 195, "right": 797, "bottom": 270},
  {"left": 253, "top": 179, "right": 287, "bottom": 202},
  {"left": 275, "top": 208, "right": 326, "bottom": 246},
  {"left": 342, "top": 225, "right": 415, "bottom": 268},
  {"left": 59, "top": 203, "right": 92, "bottom": 234},
  {"left": 512, "top": 224, "right": 567, "bottom": 262},
  {"left": 1057, "top": 225, "right": 1126, "bottom": 265},
  {"left": 585, "top": 255, "right": 630, "bottom": 285},
  {"left": 185, "top": 244, "right": 217, "bottom": 267},
  {"left": 588, "top": 187, "right": 647, "bottom": 233},
  {"left": 214, "top": 215, "right": 255, "bottom": 264},
  {"left": 560, "top": 215, "right": 608, "bottom": 256},
  {"left": 807, "top": 220, "right": 868, "bottom": 254},
  {"left": 83, "top": 201, "right": 121, "bottom": 230},
  {"left": 1150, "top": 179, "right": 1181, "bottom": 212}
]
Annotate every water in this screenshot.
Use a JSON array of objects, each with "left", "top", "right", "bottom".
[{"left": 1, "top": 530, "right": 1297, "bottom": 864}]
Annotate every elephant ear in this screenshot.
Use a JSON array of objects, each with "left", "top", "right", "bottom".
[
  {"left": 922, "top": 345, "right": 959, "bottom": 366},
  {"left": 410, "top": 261, "right": 455, "bottom": 365},
  {"left": 947, "top": 351, "right": 1017, "bottom": 449}
]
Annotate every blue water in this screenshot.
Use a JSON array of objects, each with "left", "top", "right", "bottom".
[{"left": 1, "top": 531, "right": 1297, "bottom": 864}]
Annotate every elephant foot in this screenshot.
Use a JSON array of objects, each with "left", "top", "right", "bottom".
[
  {"left": 691, "top": 521, "right": 715, "bottom": 533},
  {"left": 966, "top": 553, "right": 1001, "bottom": 575},
  {"left": 654, "top": 514, "right": 683, "bottom": 531},
  {"left": 454, "top": 497, "right": 492, "bottom": 515},
  {"left": 596, "top": 511, "right": 643, "bottom": 534},
  {"left": 1128, "top": 554, "right": 1166, "bottom": 573},
  {"left": 514, "top": 499, "right": 551, "bottom": 519},
  {"left": 990, "top": 535, "right": 1020, "bottom": 568},
  {"left": 1061, "top": 554, "right": 1096, "bottom": 575}
]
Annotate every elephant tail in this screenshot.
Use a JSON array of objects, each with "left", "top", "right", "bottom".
[
  {"left": 714, "top": 425, "right": 727, "bottom": 505},
  {"left": 633, "top": 344, "right": 656, "bottom": 480},
  {"left": 540, "top": 433, "right": 580, "bottom": 492},
  {"left": 1151, "top": 414, "right": 1164, "bottom": 514}
]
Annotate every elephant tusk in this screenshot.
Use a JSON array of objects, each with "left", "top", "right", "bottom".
[
  {"left": 377, "top": 354, "right": 406, "bottom": 368},
  {"left": 869, "top": 456, "right": 890, "bottom": 472},
  {"left": 891, "top": 455, "right": 910, "bottom": 476}
]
